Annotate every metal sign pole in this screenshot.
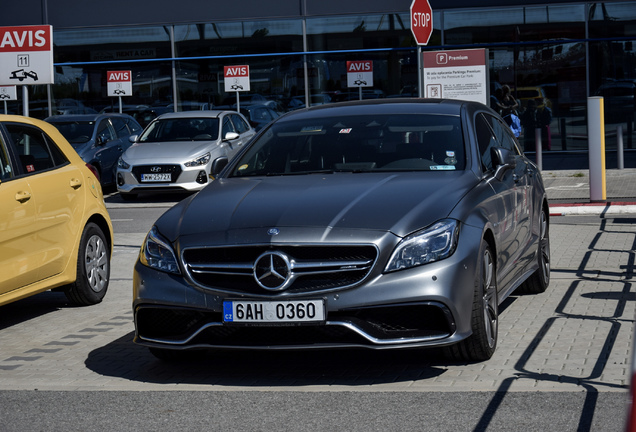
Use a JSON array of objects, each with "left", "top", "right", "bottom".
[
  {"left": 22, "top": 86, "right": 28, "bottom": 117},
  {"left": 118, "top": 96, "right": 123, "bottom": 114},
  {"left": 236, "top": 91, "right": 240, "bottom": 112},
  {"left": 418, "top": 46, "right": 423, "bottom": 98}
]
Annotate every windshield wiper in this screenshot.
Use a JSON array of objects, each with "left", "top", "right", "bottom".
[{"left": 265, "top": 170, "right": 335, "bottom": 176}]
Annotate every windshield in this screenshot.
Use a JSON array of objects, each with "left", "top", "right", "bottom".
[
  {"left": 50, "top": 121, "right": 95, "bottom": 145},
  {"left": 139, "top": 118, "right": 220, "bottom": 142},
  {"left": 230, "top": 113, "right": 464, "bottom": 177}
]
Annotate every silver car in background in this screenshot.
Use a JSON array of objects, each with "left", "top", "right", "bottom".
[
  {"left": 116, "top": 110, "right": 255, "bottom": 199},
  {"left": 132, "top": 99, "right": 550, "bottom": 363}
]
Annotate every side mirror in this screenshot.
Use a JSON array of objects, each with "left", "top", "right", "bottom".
[
  {"left": 223, "top": 131, "right": 239, "bottom": 141},
  {"left": 211, "top": 156, "right": 229, "bottom": 177},
  {"left": 491, "top": 147, "right": 515, "bottom": 180},
  {"left": 129, "top": 135, "right": 138, "bottom": 143},
  {"left": 96, "top": 136, "right": 106, "bottom": 146}
]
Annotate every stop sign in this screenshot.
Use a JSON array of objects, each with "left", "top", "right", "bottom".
[{"left": 410, "top": 0, "right": 433, "bottom": 45}]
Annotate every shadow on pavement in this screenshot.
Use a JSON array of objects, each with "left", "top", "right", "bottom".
[
  {"left": 0, "top": 291, "right": 74, "bottom": 330},
  {"left": 85, "top": 332, "right": 460, "bottom": 387}
]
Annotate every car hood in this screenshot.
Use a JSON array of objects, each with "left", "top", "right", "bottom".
[
  {"left": 123, "top": 140, "right": 218, "bottom": 163},
  {"left": 157, "top": 171, "right": 479, "bottom": 243}
]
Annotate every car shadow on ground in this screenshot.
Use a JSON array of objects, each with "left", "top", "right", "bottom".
[
  {"left": 0, "top": 291, "right": 75, "bottom": 330},
  {"left": 85, "top": 331, "right": 453, "bottom": 387}
]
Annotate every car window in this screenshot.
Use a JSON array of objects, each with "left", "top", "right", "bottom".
[
  {"left": 230, "top": 113, "right": 464, "bottom": 177},
  {"left": 111, "top": 117, "right": 130, "bottom": 138},
  {"left": 482, "top": 113, "right": 521, "bottom": 155},
  {"left": 255, "top": 108, "right": 273, "bottom": 122},
  {"left": 97, "top": 120, "right": 115, "bottom": 143},
  {"left": 5, "top": 123, "right": 68, "bottom": 175},
  {"left": 222, "top": 116, "right": 236, "bottom": 137},
  {"left": 139, "top": 118, "right": 220, "bottom": 142},
  {"left": 49, "top": 121, "right": 94, "bottom": 145},
  {"left": 231, "top": 113, "right": 251, "bottom": 133},
  {"left": 0, "top": 136, "right": 14, "bottom": 180},
  {"left": 126, "top": 117, "right": 143, "bottom": 134},
  {"left": 475, "top": 114, "right": 497, "bottom": 173}
]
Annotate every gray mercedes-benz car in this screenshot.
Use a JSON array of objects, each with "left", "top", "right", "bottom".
[
  {"left": 116, "top": 110, "right": 255, "bottom": 199},
  {"left": 132, "top": 98, "right": 550, "bottom": 362}
]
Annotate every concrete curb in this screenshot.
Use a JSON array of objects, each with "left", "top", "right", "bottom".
[{"left": 549, "top": 202, "right": 636, "bottom": 216}]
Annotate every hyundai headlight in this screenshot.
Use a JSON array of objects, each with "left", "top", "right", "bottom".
[
  {"left": 139, "top": 226, "right": 180, "bottom": 274},
  {"left": 385, "top": 219, "right": 459, "bottom": 273},
  {"left": 185, "top": 152, "right": 211, "bottom": 167},
  {"left": 117, "top": 156, "right": 130, "bottom": 169}
]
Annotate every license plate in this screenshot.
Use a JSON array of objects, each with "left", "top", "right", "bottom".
[
  {"left": 141, "top": 173, "right": 171, "bottom": 182},
  {"left": 223, "top": 299, "right": 325, "bottom": 324}
]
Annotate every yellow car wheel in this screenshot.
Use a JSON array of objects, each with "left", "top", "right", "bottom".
[{"left": 64, "top": 222, "right": 110, "bottom": 306}]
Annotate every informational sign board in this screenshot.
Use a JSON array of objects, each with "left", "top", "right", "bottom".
[
  {"left": 0, "top": 25, "right": 54, "bottom": 85},
  {"left": 224, "top": 65, "right": 250, "bottom": 92},
  {"left": 0, "top": 85, "right": 17, "bottom": 100},
  {"left": 107, "top": 70, "right": 132, "bottom": 97},
  {"left": 347, "top": 61, "right": 373, "bottom": 88},
  {"left": 422, "top": 48, "right": 488, "bottom": 106}
]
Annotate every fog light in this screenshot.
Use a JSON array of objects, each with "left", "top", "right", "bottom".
[
  {"left": 117, "top": 172, "right": 125, "bottom": 186},
  {"left": 196, "top": 170, "right": 208, "bottom": 184}
]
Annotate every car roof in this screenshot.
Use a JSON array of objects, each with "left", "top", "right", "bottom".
[
  {"left": 44, "top": 113, "right": 136, "bottom": 122},
  {"left": 278, "top": 98, "right": 467, "bottom": 121},
  {"left": 154, "top": 110, "right": 234, "bottom": 120}
]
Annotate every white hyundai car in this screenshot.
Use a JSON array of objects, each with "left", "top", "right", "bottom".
[{"left": 116, "top": 110, "right": 255, "bottom": 200}]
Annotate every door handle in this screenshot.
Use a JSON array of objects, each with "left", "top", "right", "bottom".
[
  {"left": 15, "top": 190, "right": 31, "bottom": 203},
  {"left": 70, "top": 178, "right": 82, "bottom": 189}
]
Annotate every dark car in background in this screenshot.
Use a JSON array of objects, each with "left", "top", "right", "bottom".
[
  {"left": 240, "top": 103, "right": 281, "bottom": 131},
  {"left": 595, "top": 80, "right": 636, "bottom": 122},
  {"left": 46, "top": 113, "right": 143, "bottom": 186},
  {"left": 132, "top": 98, "right": 550, "bottom": 363}
]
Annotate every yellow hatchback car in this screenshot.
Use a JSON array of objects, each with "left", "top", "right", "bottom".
[{"left": 0, "top": 115, "right": 113, "bottom": 306}]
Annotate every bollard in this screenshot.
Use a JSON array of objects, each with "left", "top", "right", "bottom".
[
  {"left": 587, "top": 96, "right": 606, "bottom": 202},
  {"left": 617, "top": 124, "right": 624, "bottom": 170},
  {"left": 535, "top": 127, "right": 542, "bottom": 171}
]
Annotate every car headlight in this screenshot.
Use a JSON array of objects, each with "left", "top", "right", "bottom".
[
  {"left": 385, "top": 219, "right": 459, "bottom": 273},
  {"left": 117, "top": 157, "right": 130, "bottom": 170},
  {"left": 185, "top": 152, "right": 211, "bottom": 167},
  {"left": 139, "top": 226, "right": 180, "bottom": 274}
]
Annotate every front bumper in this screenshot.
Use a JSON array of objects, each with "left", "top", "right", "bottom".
[
  {"left": 116, "top": 165, "right": 210, "bottom": 194},
  {"left": 133, "top": 224, "right": 484, "bottom": 351}
]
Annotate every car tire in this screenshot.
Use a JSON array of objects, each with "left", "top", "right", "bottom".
[
  {"left": 120, "top": 192, "right": 138, "bottom": 201},
  {"left": 149, "top": 347, "right": 206, "bottom": 362},
  {"left": 64, "top": 223, "right": 110, "bottom": 306},
  {"left": 517, "top": 207, "right": 550, "bottom": 294},
  {"left": 445, "top": 240, "right": 498, "bottom": 362}
]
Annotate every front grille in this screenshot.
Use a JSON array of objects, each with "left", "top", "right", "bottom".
[
  {"left": 183, "top": 245, "right": 378, "bottom": 295},
  {"left": 131, "top": 164, "right": 182, "bottom": 183}
]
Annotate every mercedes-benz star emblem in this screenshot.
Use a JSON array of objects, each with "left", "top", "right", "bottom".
[{"left": 254, "top": 251, "right": 292, "bottom": 291}]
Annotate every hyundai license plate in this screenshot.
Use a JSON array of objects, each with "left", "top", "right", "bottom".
[
  {"left": 141, "top": 173, "right": 171, "bottom": 182},
  {"left": 223, "top": 300, "right": 325, "bottom": 324}
]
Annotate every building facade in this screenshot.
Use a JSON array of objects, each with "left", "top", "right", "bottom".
[{"left": 2, "top": 0, "right": 635, "bottom": 152}]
